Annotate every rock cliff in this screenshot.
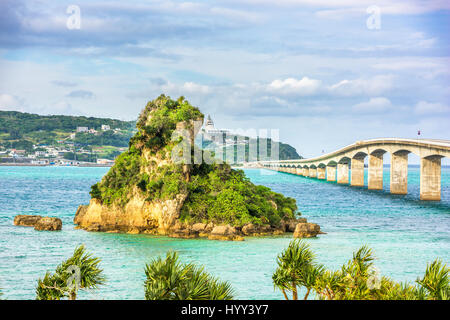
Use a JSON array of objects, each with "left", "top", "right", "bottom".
[{"left": 74, "top": 95, "right": 307, "bottom": 240}]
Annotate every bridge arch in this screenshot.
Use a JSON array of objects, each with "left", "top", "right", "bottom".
[
  {"left": 263, "top": 138, "right": 450, "bottom": 200},
  {"left": 351, "top": 151, "right": 367, "bottom": 159},
  {"left": 337, "top": 156, "right": 351, "bottom": 164},
  {"left": 326, "top": 160, "right": 337, "bottom": 167}
]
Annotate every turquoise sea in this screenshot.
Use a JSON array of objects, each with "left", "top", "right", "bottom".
[{"left": 0, "top": 166, "right": 449, "bottom": 300}]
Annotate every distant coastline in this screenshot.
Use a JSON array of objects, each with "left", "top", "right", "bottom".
[
  {"left": 0, "top": 163, "right": 113, "bottom": 167},
  {"left": 2, "top": 163, "right": 449, "bottom": 169}
]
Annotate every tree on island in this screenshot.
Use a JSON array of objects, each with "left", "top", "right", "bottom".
[
  {"left": 144, "top": 251, "right": 234, "bottom": 300},
  {"left": 36, "top": 245, "right": 105, "bottom": 300},
  {"left": 273, "top": 240, "right": 449, "bottom": 300}
]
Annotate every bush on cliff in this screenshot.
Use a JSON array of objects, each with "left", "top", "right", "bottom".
[{"left": 89, "top": 94, "right": 298, "bottom": 227}]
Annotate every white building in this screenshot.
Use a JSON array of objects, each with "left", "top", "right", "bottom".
[
  {"left": 76, "top": 127, "right": 88, "bottom": 133},
  {"left": 101, "top": 124, "right": 111, "bottom": 131},
  {"left": 97, "top": 158, "right": 115, "bottom": 165},
  {"left": 32, "top": 159, "right": 49, "bottom": 165},
  {"left": 202, "top": 115, "right": 229, "bottom": 143}
]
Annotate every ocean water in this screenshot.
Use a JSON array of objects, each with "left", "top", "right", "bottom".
[{"left": 0, "top": 166, "right": 448, "bottom": 300}]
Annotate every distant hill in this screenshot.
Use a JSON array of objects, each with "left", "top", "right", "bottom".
[
  {"left": 0, "top": 110, "right": 134, "bottom": 136},
  {"left": 0, "top": 110, "right": 301, "bottom": 161},
  {"left": 278, "top": 141, "right": 302, "bottom": 160},
  {"left": 201, "top": 135, "right": 302, "bottom": 162},
  {"left": 0, "top": 110, "right": 135, "bottom": 152}
]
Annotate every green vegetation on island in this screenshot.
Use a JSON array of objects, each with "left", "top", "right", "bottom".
[{"left": 90, "top": 95, "right": 297, "bottom": 227}]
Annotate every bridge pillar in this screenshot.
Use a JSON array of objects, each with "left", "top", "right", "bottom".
[
  {"left": 368, "top": 152, "right": 384, "bottom": 190},
  {"left": 326, "top": 166, "right": 336, "bottom": 181},
  {"left": 296, "top": 168, "right": 302, "bottom": 175},
  {"left": 337, "top": 163, "right": 349, "bottom": 184},
  {"left": 317, "top": 167, "right": 326, "bottom": 179},
  {"left": 303, "top": 167, "right": 309, "bottom": 177},
  {"left": 309, "top": 168, "right": 317, "bottom": 178},
  {"left": 390, "top": 151, "right": 408, "bottom": 195},
  {"left": 420, "top": 155, "right": 441, "bottom": 201},
  {"left": 351, "top": 157, "right": 365, "bottom": 187}
]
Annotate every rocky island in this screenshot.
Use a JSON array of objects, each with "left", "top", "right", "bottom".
[{"left": 74, "top": 95, "right": 320, "bottom": 240}]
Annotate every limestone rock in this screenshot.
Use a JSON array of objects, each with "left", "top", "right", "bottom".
[
  {"left": 73, "top": 205, "right": 88, "bottom": 225},
  {"left": 208, "top": 225, "right": 240, "bottom": 241},
  {"left": 34, "top": 217, "right": 62, "bottom": 231},
  {"left": 282, "top": 218, "right": 308, "bottom": 232},
  {"left": 192, "top": 223, "right": 207, "bottom": 233},
  {"left": 205, "top": 222, "right": 215, "bottom": 233},
  {"left": 293, "top": 223, "right": 320, "bottom": 238},
  {"left": 14, "top": 215, "right": 42, "bottom": 227},
  {"left": 210, "top": 225, "right": 236, "bottom": 236},
  {"left": 242, "top": 223, "right": 256, "bottom": 235},
  {"left": 259, "top": 224, "right": 272, "bottom": 233},
  {"left": 74, "top": 192, "right": 187, "bottom": 235},
  {"left": 127, "top": 227, "right": 140, "bottom": 234},
  {"left": 169, "top": 229, "right": 198, "bottom": 239}
]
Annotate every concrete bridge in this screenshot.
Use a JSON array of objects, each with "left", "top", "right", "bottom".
[{"left": 260, "top": 138, "right": 450, "bottom": 201}]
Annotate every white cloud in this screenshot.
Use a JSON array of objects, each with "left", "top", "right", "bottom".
[
  {"left": 0, "top": 94, "right": 24, "bottom": 111},
  {"left": 181, "top": 82, "right": 210, "bottom": 95},
  {"left": 267, "top": 77, "right": 321, "bottom": 96},
  {"left": 209, "top": 7, "right": 263, "bottom": 23},
  {"left": 329, "top": 75, "right": 394, "bottom": 96},
  {"left": 240, "top": 0, "right": 450, "bottom": 15},
  {"left": 352, "top": 97, "right": 392, "bottom": 113},
  {"left": 414, "top": 101, "right": 450, "bottom": 115}
]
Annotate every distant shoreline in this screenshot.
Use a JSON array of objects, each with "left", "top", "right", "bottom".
[
  {"left": 0, "top": 163, "right": 113, "bottom": 167},
  {"left": 1, "top": 163, "right": 449, "bottom": 169}
]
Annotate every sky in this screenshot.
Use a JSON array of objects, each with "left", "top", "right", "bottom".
[{"left": 0, "top": 0, "right": 449, "bottom": 159}]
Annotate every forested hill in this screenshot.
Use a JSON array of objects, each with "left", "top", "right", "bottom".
[
  {"left": 0, "top": 111, "right": 134, "bottom": 135},
  {"left": 0, "top": 111, "right": 136, "bottom": 156},
  {"left": 278, "top": 142, "right": 301, "bottom": 160}
]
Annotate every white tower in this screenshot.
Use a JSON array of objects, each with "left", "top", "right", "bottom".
[{"left": 205, "top": 115, "right": 215, "bottom": 132}]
